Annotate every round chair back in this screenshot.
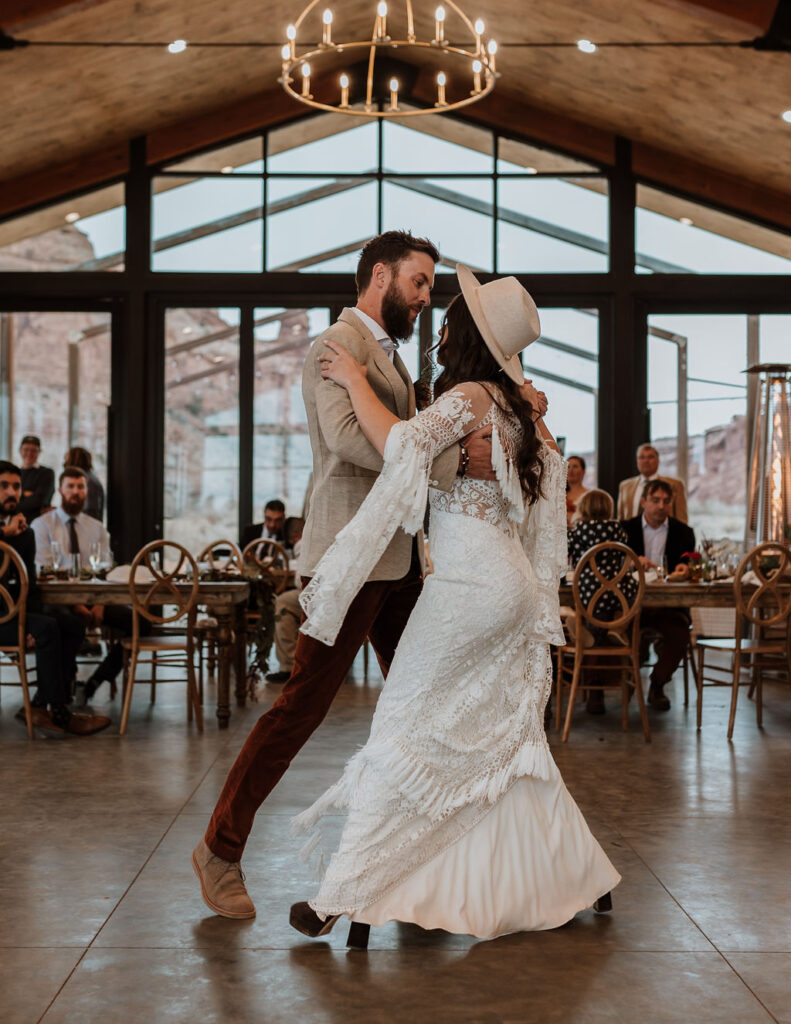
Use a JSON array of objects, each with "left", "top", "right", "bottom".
[
  {"left": 0, "top": 541, "right": 28, "bottom": 631},
  {"left": 197, "top": 539, "right": 242, "bottom": 574},
  {"left": 128, "top": 539, "right": 199, "bottom": 623},
  {"left": 734, "top": 541, "right": 791, "bottom": 628},
  {"left": 242, "top": 538, "right": 290, "bottom": 595},
  {"left": 573, "top": 541, "right": 645, "bottom": 632}
]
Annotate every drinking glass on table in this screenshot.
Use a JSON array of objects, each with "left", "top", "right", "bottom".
[
  {"left": 655, "top": 555, "right": 668, "bottom": 582},
  {"left": 89, "top": 541, "right": 102, "bottom": 577}
]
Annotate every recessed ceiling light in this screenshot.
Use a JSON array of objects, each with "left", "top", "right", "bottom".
[
  {"left": 167, "top": 39, "right": 187, "bottom": 54},
  {"left": 525, "top": 166, "right": 538, "bottom": 174},
  {"left": 782, "top": 110, "right": 791, "bottom": 124},
  {"left": 64, "top": 211, "right": 80, "bottom": 223},
  {"left": 679, "top": 217, "right": 694, "bottom": 226},
  {"left": 577, "top": 39, "right": 596, "bottom": 53},
  {"left": 220, "top": 165, "right": 234, "bottom": 174}
]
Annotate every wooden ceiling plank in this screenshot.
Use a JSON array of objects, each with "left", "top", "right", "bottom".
[
  {"left": 1, "top": 0, "right": 111, "bottom": 32},
  {"left": 651, "top": 0, "right": 779, "bottom": 35},
  {"left": 632, "top": 141, "right": 791, "bottom": 232}
]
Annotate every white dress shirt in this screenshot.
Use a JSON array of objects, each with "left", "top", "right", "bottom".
[
  {"left": 32, "top": 507, "right": 111, "bottom": 567},
  {"left": 353, "top": 307, "right": 397, "bottom": 361},
  {"left": 641, "top": 514, "right": 668, "bottom": 567}
]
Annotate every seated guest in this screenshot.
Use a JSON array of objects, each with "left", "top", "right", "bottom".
[
  {"left": 17, "top": 435, "right": 55, "bottom": 523},
  {"left": 63, "top": 446, "right": 104, "bottom": 522},
  {"left": 241, "top": 499, "right": 287, "bottom": 552},
  {"left": 622, "top": 479, "right": 696, "bottom": 711},
  {"left": 567, "top": 489, "right": 638, "bottom": 714},
  {"left": 32, "top": 466, "right": 142, "bottom": 703},
  {"left": 0, "top": 461, "right": 109, "bottom": 735},
  {"left": 565, "top": 454, "right": 589, "bottom": 527},
  {"left": 617, "top": 443, "right": 688, "bottom": 523},
  {"left": 265, "top": 516, "right": 305, "bottom": 685}
]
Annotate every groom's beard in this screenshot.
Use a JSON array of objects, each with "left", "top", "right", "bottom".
[{"left": 381, "top": 280, "right": 418, "bottom": 341}]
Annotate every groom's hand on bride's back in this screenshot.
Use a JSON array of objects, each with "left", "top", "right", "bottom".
[{"left": 463, "top": 427, "right": 497, "bottom": 481}]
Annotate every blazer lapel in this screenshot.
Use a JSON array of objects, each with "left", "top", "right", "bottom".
[
  {"left": 392, "top": 350, "right": 414, "bottom": 418},
  {"left": 339, "top": 308, "right": 410, "bottom": 419}
]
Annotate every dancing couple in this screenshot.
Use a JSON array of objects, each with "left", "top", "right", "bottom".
[{"left": 193, "top": 230, "right": 619, "bottom": 942}]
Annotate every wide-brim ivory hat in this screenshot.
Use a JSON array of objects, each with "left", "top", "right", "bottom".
[{"left": 456, "top": 264, "right": 541, "bottom": 385}]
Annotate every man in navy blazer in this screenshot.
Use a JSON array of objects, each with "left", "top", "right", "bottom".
[{"left": 622, "top": 479, "right": 695, "bottom": 711}]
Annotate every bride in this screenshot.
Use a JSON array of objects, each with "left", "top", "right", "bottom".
[{"left": 289, "top": 265, "right": 620, "bottom": 943}]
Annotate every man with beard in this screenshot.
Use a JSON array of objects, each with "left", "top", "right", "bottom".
[
  {"left": 0, "top": 461, "right": 109, "bottom": 735},
  {"left": 33, "top": 466, "right": 139, "bottom": 706},
  {"left": 193, "top": 230, "right": 498, "bottom": 919}
]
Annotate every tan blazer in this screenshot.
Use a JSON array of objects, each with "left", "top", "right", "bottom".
[
  {"left": 617, "top": 474, "right": 688, "bottom": 524},
  {"left": 300, "top": 308, "right": 459, "bottom": 581}
]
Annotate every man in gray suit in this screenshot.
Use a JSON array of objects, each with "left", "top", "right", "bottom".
[{"left": 193, "top": 231, "right": 497, "bottom": 918}]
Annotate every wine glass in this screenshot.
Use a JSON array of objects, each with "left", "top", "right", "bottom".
[{"left": 89, "top": 541, "right": 102, "bottom": 577}]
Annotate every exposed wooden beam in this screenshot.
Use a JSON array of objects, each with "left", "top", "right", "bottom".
[
  {"left": 652, "top": 0, "right": 779, "bottom": 35},
  {"left": 632, "top": 141, "right": 791, "bottom": 233},
  {"left": 146, "top": 92, "right": 299, "bottom": 168},
  {"left": 0, "top": 143, "right": 128, "bottom": 219},
  {"left": 1, "top": 0, "right": 111, "bottom": 31}
]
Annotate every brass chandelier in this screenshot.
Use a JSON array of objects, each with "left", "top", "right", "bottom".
[{"left": 279, "top": 0, "right": 499, "bottom": 117}]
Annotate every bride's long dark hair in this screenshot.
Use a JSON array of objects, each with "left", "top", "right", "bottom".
[{"left": 430, "top": 294, "right": 545, "bottom": 504}]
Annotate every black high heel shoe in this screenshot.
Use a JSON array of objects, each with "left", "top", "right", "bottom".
[
  {"left": 289, "top": 902, "right": 371, "bottom": 949},
  {"left": 289, "top": 901, "right": 340, "bottom": 937},
  {"left": 593, "top": 891, "right": 613, "bottom": 913}
]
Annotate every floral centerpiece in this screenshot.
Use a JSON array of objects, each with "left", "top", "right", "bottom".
[{"left": 681, "top": 550, "right": 703, "bottom": 582}]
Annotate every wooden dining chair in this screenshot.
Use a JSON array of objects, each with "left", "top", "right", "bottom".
[
  {"left": 195, "top": 540, "right": 243, "bottom": 694},
  {"left": 695, "top": 541, "right": 791, "bottom": 739},
  {"left": 241, "top": 538, "right": 291, "bottom": 594},
  {"left": 0, "top": 542, "right": 36, "bottom": 739},
  {"left": 557, "top": 541, "right": 650, "bottom": 742},
  {"left": 118, "top": 539, "right": 201, "bottom": 735}
]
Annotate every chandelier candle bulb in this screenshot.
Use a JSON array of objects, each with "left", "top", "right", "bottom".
[
  {"left": 376, "top": 1, "right": 388, "bottom": 39},
  {"left": 286, "top": 23, "right": 296, "bottom": 59},
  {"left": 474, "top": 18, "right": 484, "bottom": 54},
  {"left": 280, "top": 43, "right": 291, "bottom": 74},
  {"left": 301, "top": 63, "right": 312, "bottom": 97},
  {"left": 434, "top": 6, "right": 446, "bottom": 44},
  {"left": 322, "top": 9, "right": 333, "bottom": 46},
  {"left": 472, "top": 59, "right": 482, "bottom": 93},
  {"left": 487, "top": 38, "right": 497, "bottom": 73},
  {"left": 436, "top": 70, "right": 447, "bottom": 106},
  {"left": 389, "top": 77, "right": 399, "bottom": 110},
  {"left": 339, "top": 73, "right": 350, "bottom": 106}
]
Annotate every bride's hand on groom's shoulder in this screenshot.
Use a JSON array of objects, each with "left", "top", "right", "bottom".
[{"left": 319, "top": 340, "right": 368, "bottom": 390}]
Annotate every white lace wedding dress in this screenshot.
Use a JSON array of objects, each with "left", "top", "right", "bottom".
[{"left": 294, "top": 382, "right": 620, "bottom": 938}]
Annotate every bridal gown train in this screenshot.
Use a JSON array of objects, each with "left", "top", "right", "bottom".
[{"left": 294, "top": 382, "right": 620, "bottom": 939}]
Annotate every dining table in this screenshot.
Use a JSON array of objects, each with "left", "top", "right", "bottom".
[
  {"left": 559, "top": 579, "right": 790, "bottom": 609},
  {"left": 39, "top": 577, "right": 250, "bottom": 728}
]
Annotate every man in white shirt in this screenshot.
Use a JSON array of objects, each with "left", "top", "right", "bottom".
[
  {"left": 623, "top": 480, "right": 696, "bottom": 711},
  {"left": 33, "top": 467, "right": 138, "bottom": 704},
  {"left": 617, "top": 443, "right": 688, "bottom": 523}
]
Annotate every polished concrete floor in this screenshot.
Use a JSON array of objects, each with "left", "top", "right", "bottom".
[{"left": 1, "top": 655, "right": 790, "bottom": 1024}]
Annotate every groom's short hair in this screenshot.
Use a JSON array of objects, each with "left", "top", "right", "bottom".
[{"left": 355, "top": 231, "right": 440, "bottom": 295}]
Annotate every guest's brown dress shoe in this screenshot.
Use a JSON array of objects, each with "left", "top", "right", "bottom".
[
  {"left": 16, "top": 706, "right": 66, "bottom": 736},
  {"left": 63, "top": 712, "right": 112, "bottom": 735}
]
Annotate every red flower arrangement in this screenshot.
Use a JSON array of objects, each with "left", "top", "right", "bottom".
[{"left": 682, "top": 551, "right": 701, "bottom": 562}]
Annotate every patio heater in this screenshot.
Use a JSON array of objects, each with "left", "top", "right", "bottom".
[{"left": 745, "top": 364, "right": 791, "bottom": 547}]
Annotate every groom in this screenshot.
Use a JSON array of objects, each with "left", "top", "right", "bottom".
[{"left": 192, "top": 230, "right": 498, "bottom": 918}]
